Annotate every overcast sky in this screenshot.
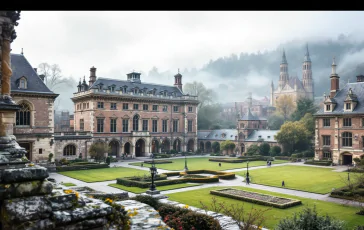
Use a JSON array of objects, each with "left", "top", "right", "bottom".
[{"left": 11, "top": 11, "right": 364, "bottom": 84}]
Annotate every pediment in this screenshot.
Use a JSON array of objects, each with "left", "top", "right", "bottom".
[
  {"left": 122, "top": 114, "right": 130, "bottom": 119},
  {"left": 151, "top": 115, "right": 159, "bottom": 119},
  {"left": 96, "top": 113, "right": 105, "bottom": 118},
  {"left": 110, "top": 113, "right": 118, "bottom": 118}
]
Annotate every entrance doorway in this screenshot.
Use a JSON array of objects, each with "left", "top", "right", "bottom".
[
  {"left": 109, "top": 140, "right": 120, "bottom": 157},
  {"left": 19, "top": 142, "right": 32, "bottom": 161},
  {"left": 343, "top": 154, "right": 353, "bottom": 165},
  {"left": 151, "top": 139, "right": 159, "bottom": 153},
  {"left": 135, "top": 139, "right": 145, "bottom": 157},
  {"left": 173, "top": 139, "right": 181, "bottom": 152},
  {"left": 124, "top": 142, "right": 131, "bottom": 155}
]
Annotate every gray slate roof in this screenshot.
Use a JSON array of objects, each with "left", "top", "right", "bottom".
[
  {"left": 316, "top": 82, "right": 364, "bottom": 115},
  {"left": 197, "top": 129, "right": 278, "bottom": 143},
  {"left": 287, "top": 76, "right": 305, "bottom": 90},
  {"left": 10, "top": 54, "right": 57, "bottom": 95},
  {"left": 245, "top": 130, "right": 278, "bottom": 142},
  {"left": 90, "top": 77, "right": 184, "bottom": 97},
  {"left": 240, "top": 108, "right": 266, "bottom": 121}
]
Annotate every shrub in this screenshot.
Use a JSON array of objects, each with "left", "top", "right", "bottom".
[
  {"left": 143, "top": 160, "right": 172, "bottom": 164},
  {"left": 48, "top": 153, "right": 54, "bottom": 162},
  {"left": 170, "top": 149, "right": 177, "bottom": 154},
  {"left": 106, "top": 156, "right": 111, "bottom": 166},
  {"left": 60, "top": 158, "right": 69, "bottom": 165},
  {"left": 246, "top": 144, "right": 259, "bottom": 156},
  {"left": 210, "top": 153, "right": 223, "bottom": 156},
  {"left": 259, "top": 142, "right": 271, "bottom": 156},
  {"left": 274, "top": 205, "right": 345, "bottom": 230},
  {"left": 270, "top": 146, "right": 282, "bottom": 156},
  {"left": 304, "top": 160, "right": 332, "bottom": 166}
]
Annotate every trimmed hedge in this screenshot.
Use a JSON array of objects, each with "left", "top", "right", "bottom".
[
  {"left": 304, "top": 160, "right": 332, "bottom": 166},
  {"left": 153, "top": 154, "right": 171, "bottom": 158},
  {"left": 210, "top": 188, "right": 302, "bottom": 209},
  {"left": 70, "top": 162, "right": 99, "bottom": 166},
  {"left": 163, "top": 172, "right": 181, "bottom": 177},
  {"left": 56, "top": 163, "right": 109, "bottom": 172},
  {"left": 209, "top": 158, "right": 245, "bottom": 163},
  {"left": 274, "top": 156, "right": 291, "bottom": 160},
  {"left": 125, "top": 174, "right": 168, "bottom": 182},
  {"left": 210, "top": 153, "right": 223, "bottom": 156},
  {"left": 237, "top": 155, "right": 275, "bottom": 161},
  {"left": 143, "top": 160, "right": 172, "bottom": 164},
  {"left": 180, "top": 169, "right": 235, "bottom": 180}
]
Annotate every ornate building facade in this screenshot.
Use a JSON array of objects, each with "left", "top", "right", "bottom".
[
  {"left": 271, "top": 45, "right": 314, "bottom": 107},
  {"left": 71, "top": 67, "right": 199, "bottom": 158},
  {"left": 10, "top": 53, "right": 58, "bottom": 161},
  {"left": 314, "top": 59, "right": 364, "bottom": 165}
]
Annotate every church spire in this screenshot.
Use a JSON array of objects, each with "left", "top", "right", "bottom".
[
  {"left": 281, "top": 49, "right": 287, "bottom": 64},
  {"left": 304, "top": 43, "right": 311, "bottom": 62},
  {"left": 331, "top": 57, "right": 337, "bottom": 75}
]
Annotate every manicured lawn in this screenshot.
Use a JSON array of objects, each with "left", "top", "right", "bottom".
[
  {"left": 236, "top": 165, "right": 348, "bottom": 194},
  {"left": 58, "top": 167, "right": 150, "bottom": 182},
  {"left": 168, "top": 186, "right": 364, "bottom": 230},
  {"left": 61, "top": 182, "right": 76, "bottom": 187},
  {"left": 108, "top": 183, "right": 200, "bottom": 194},
  {"left": 130, "top": 157, "right": 289, "bottom": 171}
]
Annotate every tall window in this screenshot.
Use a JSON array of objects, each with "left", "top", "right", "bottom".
[
  {"left": 143, "top": 104, "right": 148, "bottom": 111},
  {"left": 188, "top": 120, "right": 193, "bottom": 132},
  {"left": 110, "top": 103, "right": 117, "bottom": 110},
  {"left": 173, "top": 120, "right": 178, "bottom": 132},
  {"left": 110, "top": 118, "right": 117, "bottom": 132},
  {"left": 162, "top": 120, "right": 168, "bottom": 132},
  {"left": 188, "top": 106, "right": 193, "bottom": 112},
  {"left": 133, "top": 104, "right": 139, "bottom": 110},
  {"left": 153, "top": 105, "right": 158, "bottom": 111},
  {"left": 20, "top": 79, "right": 26, "bottom": 89},
  {"left": 173, "top": 106, "right": 179, "bottom": 112},
  {"left": 97, "top": 118, "right": 104, "bottom": 132},
  {"left": 79, "top": 119, "right": 84, "bottom": 131},
  {"left": 343, "top": 118, "right": 352, "bottom": 127},
  {"left": 152, "top": 120, "right": 158, "bottom": 132},
  {"left": 322, "top": 135, "right": 331, "bottom": 146},
  {"left": 342, "top": 132, "right": 352, "bottom": 147},
  {"left": 142, "top": 120, "right": 148, "bottom": 131},
  {"left": 97, "top": 102, "right": 104, "bottom": 109},
  {"left": 123, "top": 103, "right": 128, "bottom": 110},
  {"left": 16, "top": 102, "right": 31, "bottom": 126},
  {"left": 323, "top": 118, "right": 330, "bottom": 127},
  {"left": 162, "top": 105, "right": 168, "bottom": 112},
  {"left": 63, "top": 145, "right": 76, "bottom": 156},
  {"left": 133, "top": 115, "right": 139, "bottom": 131},
  {"left": 122, "top": 119, "right": 129, "bottom": 132}
]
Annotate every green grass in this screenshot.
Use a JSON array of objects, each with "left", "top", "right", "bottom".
[
  {"left": 130, "top": 157, "right": 289, "bottom": 171},
  {"left": 108, "top": 183, "right": 200, "bottom": 194},
  {"left": 61, "top": 182, "right": 76, "bottom": 187},
  {"left": 236, "top": 165, "right": 348, "bottom": 194},
  {"left": 58, "top": 167, "right": 150, "bottom": 182},
  {"left": 167, "top": 186, "right": 364, "bottom": 230}
]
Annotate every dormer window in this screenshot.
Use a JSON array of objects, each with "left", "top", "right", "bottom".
[
  {"left": 346, "top": 103, "right": 351, "bottom": 110},
  {"left": 110, "top": 86, "right": 115, "bottom": 92},
  {"left": 18, "top": 77, "right": 27, "bottom": 89},
  {"left": 326, "top": 104, "right": 331, "bottom": 111},
  {"left": 163, "top": 91, "right": 167, "bottom": 97},
  {"left": 221, "top": 133, "right": 226, "bottom": 138}
]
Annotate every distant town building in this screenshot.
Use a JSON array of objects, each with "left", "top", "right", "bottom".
[
  {"left": 54, "top": 110, "right": 73, "bottom": 132},
  {"left": 10, "top": 53, "right": 58, "bottom": 161},
  {"left": 314, "top": 58, "right": 364, "bottom": 165},
  {"left": 271, "top": 45, "right": 314, "bottom": 107}
]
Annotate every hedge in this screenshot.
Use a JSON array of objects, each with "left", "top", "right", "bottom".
[
  {"left": 274, "top": 156, "right": 291, "bottom": 160},
  {"left": 304, "top": 160, "right": 332, "bottom": 166},
  {"left": 180, "top": 169, "right": 235, "bottom": 180},
  {"left": 163, "top": 172, "right": 181, "bottom": 177},
  {"left": 210, "top": 189, "right": 302, "bottom": 209},
  {"left": 209, "top": 158, "right": 245, "bottom": 163},
  {"left": 237, "top": 156, "right": 274, "bottom": 161},
  {"left": 143, "top": 160, "right": 172, "bottom": 164},
  {"left": 125, "top": 174, "right": 168, "bottom": 182},
  {"left": 210, "top": 153, "right": 223, "bottom": 156},
  {"left": 70, "top": 162, "right": 99, "bottom": 166},
  {"left": 56, "top": 163, "right": 109, "bottom": 172},
  {"left": 348, "top": 167, "right": 364, "bottom": 173},
  {"left": 153, "top": 154, "right": 171, "bottom": 158}
]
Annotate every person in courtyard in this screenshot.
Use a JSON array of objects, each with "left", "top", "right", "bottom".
[
  {"left": 282, "top": 180, "right": 285, "bottom": 187},
  {"left": 269, "top": 161, "right": 272, "bottom": 167},
  {"left": 219, "top": 163, "right": 221, "bottom": 167},
  {"left": 246, "top": 176, "right": 250, "bottom": 185}
]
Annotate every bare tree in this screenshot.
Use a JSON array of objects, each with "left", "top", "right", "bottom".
[{"left": 38, "top": 63, "right": 71, "bottom": 91}]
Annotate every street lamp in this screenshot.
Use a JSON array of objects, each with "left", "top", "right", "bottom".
[
  {"left": 184, "top": 153, "right": 188, "bottom": 171},
  {"left": 246, "top": 161, "right": 250, "bottom": 183},
  {"left": 146, "top": 155, "right": 160, "bottom": 195}
]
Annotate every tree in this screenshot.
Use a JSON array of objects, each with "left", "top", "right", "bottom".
[
  {"left": 259, "top": 142, "right": 271, "bottom": 156},
  {"left": 274, "top": 121, "right": 310, "bottom": 154},
  {"left": 183, "top": 81, "right": 217, "bottom": 108},
  {"left": 221, "top": 140, "right": 236, "bottom": 155},
  {"left": 212, "top": 142, "right": 220, "bottom": 153},
  {"left": 246, "top": 144, "right": 259, "bottom": 156},
  {"left": 275, "top": 95, "right": 295, "bottom": 121},
  {"left": 268, "top": 113, "right": 285, "bottom": 130},
  {"left": 38, "top": 63, "right": 71, "bottom": 91},
  {"left": 299, "top": 113, "right": 315, "bottom": 136},
  {"left": 269, "top": 146, "right": 282, "bottom": 156},
  {"left": 291, "top": 98, "right": 318, "bottom": 121},
  {"left": 89, "top": 142, "right": 111, "bottom": 163},
  {"left": 275, "top": 205, "right": 345, "bottom": 230},
  {"left": 197, "top": 104, "right": 223, "bottom": 130}
]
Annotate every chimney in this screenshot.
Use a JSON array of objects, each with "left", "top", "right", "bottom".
[
  {"left": 89, "top": 66, "right": 97, "bottom": 86},
  {"left": 357, "top": 75, "right": 364, "bottom": 82},
  {"left": 39, "top": 74, "right": 45, "bottom": 82},
  {"left": 330, "top": 57, "right": 340, "bottom": 98},
  {"left": 33, "top": 68, "right": 37, "bottom": 73}
]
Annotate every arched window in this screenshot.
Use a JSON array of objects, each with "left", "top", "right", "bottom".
[
  {"left": 16, "top": 102, "right": 31, "bottom": 126},
  {"left": 342, "top": 132, "right": 352, "bottom": 147},
  {"left": 63, "top": 145, "right": 76, "bottom": 156},
  {"left": 133, "top": 114, "right": 139, "bottom": 131}
]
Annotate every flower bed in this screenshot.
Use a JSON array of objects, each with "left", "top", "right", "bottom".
[
  {"left": 210, "top": 188, "right": 302, "bottom": 209},
  {"left": 143, "top": 160, "right": 172, "bottom": 164},
  {"left": 180, "top": 169, "right": 235, "bottom": 180}
]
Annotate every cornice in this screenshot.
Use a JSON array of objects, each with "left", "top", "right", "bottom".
[{"left": 11, "top": 92, "right": 58, "bottom": 99}]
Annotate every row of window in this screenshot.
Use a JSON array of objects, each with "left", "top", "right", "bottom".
[
  {"left": 322, "top": 132, "right": 353, "bottom": 147},
  {"left": 98, "top": 85, "right": 178, "bottom": 97},
  {"left": 323, "top": 118, "right": 352, "bottom": 127},
  {"left": 96, "top": 102, "right": 193, "bottom": 113},
  {"left": 326, "top": 102, "right": 353, "bottom": 112},
  {"left": 89, "top": 115, "right": 194, "bottom": 133}
]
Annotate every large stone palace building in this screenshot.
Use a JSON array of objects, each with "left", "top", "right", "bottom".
[
  {"left": 271, "top": 45, "right": 314, "bottom": 107},
  {"left": 71, "top": 67, "right": 199, "bottom": 158},
  {"left": 314, "top": 58, "right": 364, "bottom": 165},
  {"left": 9, "top": 53, "right": 58, "bottom": 161}
]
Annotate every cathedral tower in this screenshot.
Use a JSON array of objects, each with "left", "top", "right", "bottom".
[
  {"left": 302, "top": 44, "right": 314, "bottom": 100},
  {"left": 279, "top": 50, "right": 289, "bottom": 90}
]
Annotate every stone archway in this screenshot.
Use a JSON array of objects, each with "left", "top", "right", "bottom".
[
  {"left": 151, "top": 139, "right": 159, "bottom": 153},
  {"left": 187, "top": 139, "right": 194, "bottom": 152},
  {"left": 200, "top": 142, "right": 205, "bottom": 152},
  {"left": 135, "top": 139, "right": 146, "bottom": 157},
  {"left": 161, "top": 139, "right": 170, "bottom": 153},
  {"left": 124, "top": 142, "right": 131, "bottom": 155},
  {"left": 206, "top": 141, "right": 212, "bottom": 153},
  {"left": 173, "top": 139, "right": 181, "bottom": 152},
  {"left": 109, "top": 140, "right": 120, "bottom": 157},
  {"left": 341, "top": 152, "right": 353, "bottom": 165}
]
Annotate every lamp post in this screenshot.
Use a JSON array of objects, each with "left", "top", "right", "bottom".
[
  {"left": 184, "top": 152, "right": 188, "bottom": 171},
  {"left": 146, "top": 154, "right": 160, "bottom": 195},
  {"left": 246, "top": 161, "right": 250, "bottom": 183}
]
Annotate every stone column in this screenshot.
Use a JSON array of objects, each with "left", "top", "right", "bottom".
[{"left": 1, "top": 23, "right": 12, "bottom": 96}]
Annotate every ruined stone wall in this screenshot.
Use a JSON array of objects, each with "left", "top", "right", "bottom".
[{"left": 54, "top": 137, "right": 92, "bottom": 160}]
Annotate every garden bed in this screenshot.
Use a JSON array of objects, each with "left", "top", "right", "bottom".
[
  {"left": 143, "top": 160, "right": 172, "bottom": 164},
  {"left": 210, "top": 188, "right": 302, "bottom": 209}
]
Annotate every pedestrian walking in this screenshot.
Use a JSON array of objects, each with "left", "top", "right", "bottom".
[
  {"left": 282, "top": 180, "right": 285, "bottom": 187},
  {"left": 246, "top": 176, "right": 250, "bottom": 185},
  {"left": 219, "top": 163, "right": 221, "bottom": 167}
]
